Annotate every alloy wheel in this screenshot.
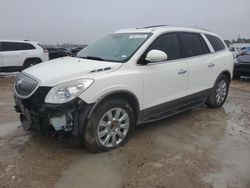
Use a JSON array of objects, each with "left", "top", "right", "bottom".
[
  {"left": 97, "top": 108, "right": 130, "bottom": 147},
  {"left": 216, "top": 80, "right": 227, "bottom": 104}
]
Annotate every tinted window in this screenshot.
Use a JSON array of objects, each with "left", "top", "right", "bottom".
[
  {"left": 2, "top": 42, "right": 35, "bottom": 51},
  {"left": 0, "top": 42, "right": 2, "bottom": 51},
  {"left": 146, "top": 33, "right": 181, "bottom": 61},
  {"left": 181, "top": 33, "right": 210, "bottom": 57},
  {"left": 205, "top": 34, "right": 225, "bottom": 51}
]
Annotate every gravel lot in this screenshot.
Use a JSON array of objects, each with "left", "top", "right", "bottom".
[{"left": 0, "top": 74, "right": 249, "bottom": 188}]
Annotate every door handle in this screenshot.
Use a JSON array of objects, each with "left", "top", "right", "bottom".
[
  {"left": 178, "top": 69, "right": 187, "bottom": 74},
  {"left": 208, "top": 63, "right": 215, "bottom": 67}
]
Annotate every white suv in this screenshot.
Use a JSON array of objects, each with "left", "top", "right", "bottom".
[
  {"left": 0, "top": 40, "right": 49, "bottom": 72},
  {"left": 14, "top": 26, "right": 234, "bottom": 152}
]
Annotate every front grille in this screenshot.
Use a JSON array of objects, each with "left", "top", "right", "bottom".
[
  {"left": 14, "top": 73, "right": 39, "bottom": 98},
  {"left": 20, "top": 87, "right": 51, "bottom": 112}
]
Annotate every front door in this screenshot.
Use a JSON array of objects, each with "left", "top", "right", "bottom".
[{"left": 140, "top": 33, "right": 188, "bottom": 114}]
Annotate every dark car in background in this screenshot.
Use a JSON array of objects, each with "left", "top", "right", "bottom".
[
  {"left": 234, "top": 54, "right": 250, "bottom": 79},
  {"left": 46, "top": 47, "right": 71, "bottom": 60},
  {"left": 71, "top": 45, "right": 87, "bottom": 56},
  {"left": 241, "top": 47, "right": 250, "bottom": 55}
]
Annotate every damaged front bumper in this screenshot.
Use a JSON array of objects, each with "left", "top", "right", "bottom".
[{"left": 14, "top": 93, "right": 93, "bottom": 137}]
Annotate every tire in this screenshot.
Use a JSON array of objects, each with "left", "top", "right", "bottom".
[
  {"left": 206, "top": 74, "right": 230, "bottom": 108},
  {"left": 83, "top": 98, "right": 135, "bottom": 152}
]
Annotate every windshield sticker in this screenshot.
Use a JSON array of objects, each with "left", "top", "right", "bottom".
[
  {"left": 121, "top": 55, "right": 127, "bottom": 59},
  {"left": 129, "top": 34, "right": 148, "bottom": 39}
]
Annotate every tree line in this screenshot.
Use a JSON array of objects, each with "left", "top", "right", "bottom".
[{"left": 224, "top": 38, "right": 250, "bottom": 47}]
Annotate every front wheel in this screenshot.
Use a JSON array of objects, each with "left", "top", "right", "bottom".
[
  {"left": 206, "top": 74, "right": 229, "bottom": 108},
  {"left": 83, "top": 99, "right": 135, "bottom": 152}
]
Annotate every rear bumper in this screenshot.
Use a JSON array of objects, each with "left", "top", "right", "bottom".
[
  {"left": 233, "top": 63, "right": 250, "bottom": 76},
  {"left": 41, "top": 53, "right": 49, "bottom": 62},
  {"left": 14, "top": 95, "right": 93, "bottom": 137}
]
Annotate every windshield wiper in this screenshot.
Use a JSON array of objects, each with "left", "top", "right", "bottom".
[{"left": 80, "top": 56, "right": 105, "bottom": 61}]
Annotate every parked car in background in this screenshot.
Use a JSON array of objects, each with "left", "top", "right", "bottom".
[
  {"left": 14, "top": 26, "right": 233, "bottom": 152},
  {"left": 46, "top": 47, "right": 71, "bottom": 60},
  {"left": 0, "top": 40, "right": 49, "bottom": 72},
  {"left": 240, "top": 47, "right": 250, "bottom": 55},
  {"left": 71, "top": 45, "right": 87, "bottom": 56},
  {"left": 229, "top": 47, "right": 240, "bottom": 58},
  {"left": 233, "top": 54, "right": 250, "bottom": 79}
]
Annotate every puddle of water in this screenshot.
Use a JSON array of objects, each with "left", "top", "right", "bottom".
[
  {"left": 54, "top": 152, "right": 126, "bottom": 188},
  {"left": 0, "top": 72, "right": 18, "bottom": 78},
  {"left": 202, "top": 89, "right": 250, "bottom": 188},
  {"left": 203, "top": 123, "right": 250, "bottom": 188},
  {"left": 54, "top": 107, "right": 229, "bottom": 188},
  {"left": 0, "top": 121, "right": 20, "bottom": 137},
  {"left": 139, "top": 107, "right": 227, "bottom": 154},
  {"left": 0, "top": 102, "right": 14, "bottom": 106}
]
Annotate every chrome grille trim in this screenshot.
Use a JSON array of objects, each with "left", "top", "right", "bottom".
[{"left": 14, "top": 73, "right": 40, "bottom": 99}]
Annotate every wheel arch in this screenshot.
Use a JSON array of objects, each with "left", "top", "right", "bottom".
[
  {"left": 206, "top": 70, "right": 231, "bottom": 108},
  {"left": 219, "top": 70, "right": 231, "bottom": 82},
  {"left": 87, "top": 90, "right": 140, "bottom": 122},
  {"left": 23, "top": 57, "right": 42, "bottom": 66}
]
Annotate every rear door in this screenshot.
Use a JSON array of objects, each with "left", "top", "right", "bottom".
[
  {"left": 140, "top": 33, "right": 188, "bottom": 112},
  {"left": 179, "top": 32, "right": 214, "bottom": 95}
]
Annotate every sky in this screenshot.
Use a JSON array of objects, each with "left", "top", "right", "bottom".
[{"left": 0, "top": 0, "right": 249, "bottom": 45}]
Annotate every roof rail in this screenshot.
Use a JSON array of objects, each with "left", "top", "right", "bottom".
[{"left": 137, "top": 25, "right": 169, "bottom": 29}]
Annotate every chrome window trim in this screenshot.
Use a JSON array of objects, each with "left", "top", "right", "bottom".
[
  {"left": 136, "top": 31, "right": 227, "bottom": 66},
  {"left": 140, "top": 48, "right": 227, "bottom": 66}
]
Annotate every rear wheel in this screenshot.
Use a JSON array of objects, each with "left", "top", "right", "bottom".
[
  {"left": 23, "top": 59, "right": 41, "bottom": 69},
  {"left": 206, "top": 74, "right": 229, "bottom": 108},
  {"left": 83, "top": 98, "right": 135, "bottom": 152}
]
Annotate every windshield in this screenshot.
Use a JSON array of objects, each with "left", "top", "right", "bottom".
[{"left": 77, "top": 33, "right": 151, "bottom": 62}]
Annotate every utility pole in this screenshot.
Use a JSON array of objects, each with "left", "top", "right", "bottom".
[{"left": 238, "top": 34, "right": 244, "bottom": 44}]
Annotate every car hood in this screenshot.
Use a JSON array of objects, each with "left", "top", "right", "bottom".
[
  {"left": 237, "top": 55, "right": 250, "bottom": 63},
  {"left": 22, "top": 56, "right": 122, "bottom": 86}
]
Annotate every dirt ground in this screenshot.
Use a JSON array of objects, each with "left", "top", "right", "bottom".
[{"left": 0, "top": 74, "right": 249, "bottom": 188}]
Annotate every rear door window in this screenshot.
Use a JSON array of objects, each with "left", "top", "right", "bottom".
[
  {"left": 2, "top": 42, "right": 35, "bottom": 51},
  {"left": 180, "top": 33, "right": 210, "bottom": 58},
  {"left": 205, "top": 34, "right": 225, "bottom": 51}
]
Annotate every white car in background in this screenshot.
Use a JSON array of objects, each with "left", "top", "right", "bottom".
[
  {"left": 0, "top": 40, "right": 49, "bottom": 72},
  {"left": 14, "top": 26, "right": 234, "bottom": 152}
]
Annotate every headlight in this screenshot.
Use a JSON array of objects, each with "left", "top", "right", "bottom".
[{"left": 45, "top": 79, "right": 94, "bottom": 104}]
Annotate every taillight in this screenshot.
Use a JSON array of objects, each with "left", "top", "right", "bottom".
[{"left": 43, "top": 48, "right": 48, "bottom": 53}]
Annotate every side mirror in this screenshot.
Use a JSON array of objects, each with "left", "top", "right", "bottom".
[{"left": 145, "top": 50, "right": 168, "bottom": 63}]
